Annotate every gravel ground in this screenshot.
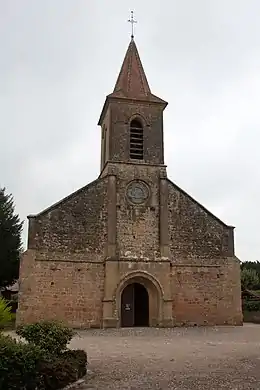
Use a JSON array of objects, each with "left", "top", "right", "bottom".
[{"left": 69, "top": 324, "right": 260, "bottom": 390}]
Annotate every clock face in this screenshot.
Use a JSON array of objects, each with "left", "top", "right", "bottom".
[{"left": 126, "top": 181, "right": 150, "bottom": 205}]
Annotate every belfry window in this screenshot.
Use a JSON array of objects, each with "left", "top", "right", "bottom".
[{"left": 130, "top": 119, "right": 144, "bottom": 160}]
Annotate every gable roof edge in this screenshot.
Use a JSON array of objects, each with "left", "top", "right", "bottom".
[
  {"left": 166, "top": 178, "right": 233, "bottom": 229},
  {"left": 28, "top": 176, "right": 107, "bottom": 219}
]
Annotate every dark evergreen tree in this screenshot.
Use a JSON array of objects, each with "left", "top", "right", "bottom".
[{"left": 0, "top": 187, "right": 23, "bottom": 288}]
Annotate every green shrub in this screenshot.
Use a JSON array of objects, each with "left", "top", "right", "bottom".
[
  {"left": 0, "top": 297, "right": 13, "bottom": 330},
  {"left": 243, "top": 310, "right": 260, "bottom": 323},
  {"left": 242, "top": 300, "right": 260, "bottom": 312},
  {"left": 241, "top": 268, "right": 260, "bottom": 291},
  {"left": 0, "top": 333, "right": 43, "bottom": 389},
  {"left": 38, "top": 350, "right": 87, "bottom": 389},
  {"left": 0, "top": 331, "right": 87, "bottom": 390},
  {"left": 63, "top": 349, "right": 87, "bottom": 377},
  {"left": 16, "top": 320, "right": 75, "bottom": 355}
]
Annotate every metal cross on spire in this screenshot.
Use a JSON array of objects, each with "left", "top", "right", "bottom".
[{"left": 128, "top": 11, "right": 137, "bottom": 40}]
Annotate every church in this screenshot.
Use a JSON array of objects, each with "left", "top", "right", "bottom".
[{"left": 17, "top": 36, "right": 242, "bottom": 328}]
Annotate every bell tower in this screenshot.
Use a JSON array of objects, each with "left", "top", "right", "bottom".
[{"left": 98, "top": 37, "right": 168, "bottom": 172}]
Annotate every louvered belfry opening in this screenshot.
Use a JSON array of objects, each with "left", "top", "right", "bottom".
[{"left": 130, "top": 119, "right": 144, "bottom": 160}]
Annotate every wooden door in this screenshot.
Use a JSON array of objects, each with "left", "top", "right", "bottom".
[
  {"left": 134, "top": 283, "right": 149, "bottom": 326},
  {"left": 121, "top": 284, "right": 134, "bottom": 327}
]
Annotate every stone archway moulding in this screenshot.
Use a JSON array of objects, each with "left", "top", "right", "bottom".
[
  {"left": 127, "top": 113, "right": 149, "bottom": 127},
  {"left": 115, "top": 270, "right": 164, "bottom": 299},
  {"left": 115, "top": 270, "right": 164, "bottom": 327}
]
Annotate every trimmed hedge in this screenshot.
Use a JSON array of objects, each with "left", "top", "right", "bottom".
[
  {"left": 0, "top": 334, "right": 43, "bottom": 389},
  {"left": 38, "top": 350, "right": 87, "bottom": 389},
  {"left": 16, "top": 320, "right": 75, "bottom": 355},
  {"left": 63, "top": 350, "right": 88, "bottom": 378},
  {"left": 242, "top": 300, "right": 260, "bottom": 312},
  {"left": 243, "top": 310, "right": 260, "bottom": 324},
  {"left": 0, "top": 321, "right": 87, "bottom": 390}
]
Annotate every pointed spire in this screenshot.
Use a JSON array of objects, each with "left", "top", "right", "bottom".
[
  {"left": 108, "top": 40, "right": 166, "bottom": 104},
  {"left": 111, "top": 39, "right": 150, "bottom": 98},
  {"left": 98, "top": 39, "right": 167, "bottom": 125}
]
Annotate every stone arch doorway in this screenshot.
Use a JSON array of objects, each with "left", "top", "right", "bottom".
[
  {"left": 121, "top": 283, "right": 149, "bottom": 327},
  {"left": 117, "top": 271, "right": 164, "bottom": 327}
]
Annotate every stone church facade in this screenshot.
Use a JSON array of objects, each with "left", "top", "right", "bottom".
[{"left": 17, "top": 39, "right": 242, "bottom": 328}]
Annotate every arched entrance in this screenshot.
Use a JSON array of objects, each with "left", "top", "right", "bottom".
[{"left": 121, "top": 283, "right": 149, "bottom": 327}]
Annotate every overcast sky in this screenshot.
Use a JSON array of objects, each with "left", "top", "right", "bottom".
[{"left": 0, "top": 1, "right": 259, "bottom": 261}]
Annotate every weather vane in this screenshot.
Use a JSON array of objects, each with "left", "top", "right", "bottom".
[{"left": 128, "top": 11, "right": 137, "bottom": 39}]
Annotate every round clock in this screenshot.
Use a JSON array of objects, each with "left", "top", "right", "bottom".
[{"left": 126, "top": 180, "right": 150, "bottom": 205}]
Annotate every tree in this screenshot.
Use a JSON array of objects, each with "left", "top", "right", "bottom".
[
  {"left": 0, "top": 187, "right": 23, "bottom": 289},
  {"left": 241, "top": 261, "right": 260, "bottom": 275},
  {"left": 241, "top": 268, "right": 260, "bottom": 291},
  {"left": 241, "top": 261, "right": 260, "bottom": 290}
]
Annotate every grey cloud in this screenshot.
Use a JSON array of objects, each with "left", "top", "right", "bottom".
[{"left": 0, "top": 0, "right": 259, "bottom": 260}]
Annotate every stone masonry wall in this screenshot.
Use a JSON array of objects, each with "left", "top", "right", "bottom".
[
  {"left": 108, "top": 101, "right": 164, "bottom": 165},
  {"left": 17, "top": 250, "right": 104, "bottom": 328},
  {"left": 171, "top": 259, "right": 242, "bottom": 326},
  {"left": 28, "top": 177, "right": 108, "bottom": 260},
  {"left": 167, "top": 179, "right": 242, "bottom": 325},
  {"left": 17, "top": 177, "right": 109, "bottom": 327},
  {"left": 168, "top": 180, "right": 234, "bottom": 263},
  {"left": 114, "top": 163, "right": 163, "bottom": 260}
]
